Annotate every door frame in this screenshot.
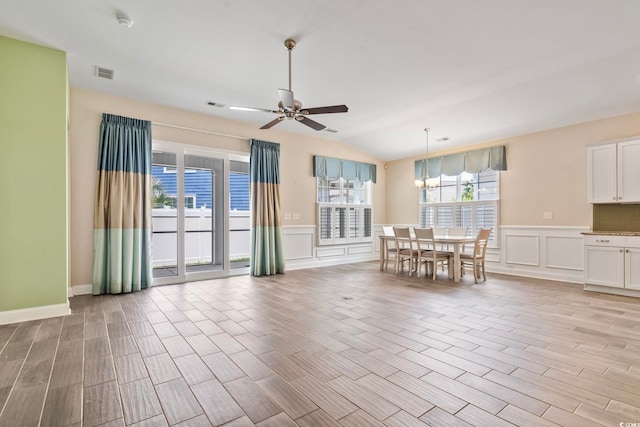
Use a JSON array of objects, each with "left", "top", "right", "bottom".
[{"left": 152, "top": 140, "right": 250, "bottom": 285}]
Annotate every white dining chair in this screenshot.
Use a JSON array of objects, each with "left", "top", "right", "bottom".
[
  {"left": 392, "top": 226, "right": 417, "bottom": 275},
  {"left": 381, "top": 226, "right": 397, "bottom": 271},
  {"left": 413, "top": 227, "right": 451, "bottom": 280},
  {"left": 460, "top": 228, "right": 492, "bottom": 283}
]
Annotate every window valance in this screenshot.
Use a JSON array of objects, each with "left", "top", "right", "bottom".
[
  {"left": 313, "top": 155, "right": 377, "bottom": 183},
  {"left": 414, "top": 145, "right": 507, "bottom": 179}
]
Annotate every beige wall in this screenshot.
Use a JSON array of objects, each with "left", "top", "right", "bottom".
[
  {"left": 386, "top": 112, "right": 640, "bottom": 227},
  {"left": 69, "top": 87, "right": 385, "bottom": 286}
]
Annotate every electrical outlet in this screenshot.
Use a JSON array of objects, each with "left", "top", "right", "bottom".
[
  {"left": 292, "top": 213, "right": 300, "bottom": 220},
  {"left": 284, "top": 213, "right": 291, "bottom": 220},
  {"left": 543, "top": 211, "right": 553, "bottom": 220}
]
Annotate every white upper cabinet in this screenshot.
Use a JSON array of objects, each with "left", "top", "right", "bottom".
[
  {"left": 618, "top": 140, "right": 640, "bottom": 202},
  {"left": 587, "top": 139, "right": 640, "bottom": 203}
]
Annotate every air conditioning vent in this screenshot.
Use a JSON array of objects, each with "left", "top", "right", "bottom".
[
  {"left": 95, "top": 66, "right": 115, "bottom": 80},
  {"left": 324, "top": 128, "right": 338, "bottom": 133}
]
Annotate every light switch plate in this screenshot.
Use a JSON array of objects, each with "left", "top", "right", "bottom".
[
  {"left": 543, "top": 211, "right": 553, "bottom": 220},
  {"left": 292, "top": 213, "right": 300, "bottom": 220},
  {"left": 284, "top": 213, "right": 292, "bottom": 220}
]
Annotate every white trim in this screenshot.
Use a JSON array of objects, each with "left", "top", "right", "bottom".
[
  {"left": 584, "top": 283, "right": 640, "bottom": 298},
  {"left": 71, "top": 284, "right": 93, "bottom": 296},
  {"left": 501, "top": 225, "right": 590, "bottom": 230},
  {"left": 0, "top": 302, "right": 70, "bottom": 325}
]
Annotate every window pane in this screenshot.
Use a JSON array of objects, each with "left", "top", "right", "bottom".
[
  {"left": 478, "top": 169, "right": 498, "bottom": 200},
  {"left": 440, "top": 175, "right": 457, "bottom": 202}
]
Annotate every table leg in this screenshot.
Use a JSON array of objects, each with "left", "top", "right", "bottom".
[
  {"left": 453, "top": 243, "right": 461, "bottom": 283},
  {"left": 379, "top": 236, "right": 385, "bottom": 271}
]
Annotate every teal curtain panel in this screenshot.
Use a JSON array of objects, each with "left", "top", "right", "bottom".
[
  {"left": 250, "top": 139, "right": 285, "bottom": 276},
  {"left": 92, "top": 113, "right": 153, "bottom": 295}
]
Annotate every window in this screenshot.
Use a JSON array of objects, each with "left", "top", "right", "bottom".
[
  {"left": 419, "top": 170, "right": 499, "bottom": 246},
  {"left": 317, "top": 177, "right": 372, "bottom": 244}
]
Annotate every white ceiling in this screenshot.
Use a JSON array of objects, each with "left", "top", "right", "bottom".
[{"left": 2, "top": 0, "right": 640, "bottom": 160}]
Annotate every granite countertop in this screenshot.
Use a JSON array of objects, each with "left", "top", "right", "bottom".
[{"left": 582, "top": 231, "right": 640, "bottom": 236}]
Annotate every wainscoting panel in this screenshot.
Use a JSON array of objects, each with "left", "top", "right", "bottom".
[
  {"left": 491, "top": 226, "right": 589, "bottom": 283},
  {"left": 545, "top": 235, "right": 584, "bottom": 270},
  {"left": 282, "top": 228, "right": 314, "bottom": 260},
  {"left": 505, "top": 234, "right": 540, "bottom": 266},
  {"left": 283, "top": 225, "right": 379, "bottom": 270}
]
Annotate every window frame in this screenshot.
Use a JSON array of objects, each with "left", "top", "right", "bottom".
[
  {"left": 419, "top": 171, "right": 500, "bottom": 248},
  {"left": 316, "top": 177, "right": 373, "bottom": 245}
]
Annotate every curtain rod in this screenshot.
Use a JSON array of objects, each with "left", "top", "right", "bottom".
[{"left": 152, "top": 121, "right": 249, "bottom": 141}]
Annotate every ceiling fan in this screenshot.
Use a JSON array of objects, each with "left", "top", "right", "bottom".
[{"left": 229, "top": 38, "right": 348, "bottom": 131}]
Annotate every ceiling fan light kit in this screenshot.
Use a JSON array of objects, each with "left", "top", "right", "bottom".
[{"left": 228, "top": 38, "right": 348, "bottom": 131}]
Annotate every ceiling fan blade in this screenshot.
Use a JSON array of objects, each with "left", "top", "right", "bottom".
[
  {"left": 296, "top": 116, "right": 326, "bottom": 131},
  {"left": 300, "top": 105, "right": 349, "bottom": 115},
  {"left": 229, "top": 105, "right": 276, "bottom": 113},
  {"left": 260, "top": 116, "right": 285, "bottom": 129},
  {"left": 278, "top": 89, "right": 295, "bottom": 110}
]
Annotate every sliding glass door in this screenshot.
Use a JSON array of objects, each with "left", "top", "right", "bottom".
[{"left": 151, "top": 142, "right": 249, "bottom": 283}]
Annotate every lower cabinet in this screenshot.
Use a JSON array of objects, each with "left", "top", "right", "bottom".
[{"left": 584, "top": 235, "right": 640, "bottom": 293}]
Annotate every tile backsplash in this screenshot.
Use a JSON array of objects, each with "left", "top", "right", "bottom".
[{"left": 593, "top": 204, "right": 640, "bottom": 232}]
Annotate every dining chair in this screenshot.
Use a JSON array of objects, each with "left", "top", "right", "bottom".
[
  {"left": 433, "top": 226, "right": 447, "bottom": 236},
  {"left": 460, "top": 228, "right": 492, "bottom": 283},
  {"left": 381, "top": 226, "right": 397, "bottom": 271},
  {"left": 392, "top": 226, "right": 416, "bottom": 275},
  {"left": 448, "top": 226, "right": 468, "bottom": 237},
  {"left": 413, "top": 227, "right": 451, "bottom": 280},
  {"left": 448, "top": 226, "right": 469, "bottom": 252}
]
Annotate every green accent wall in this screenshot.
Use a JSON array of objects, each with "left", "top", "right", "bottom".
[{"left": 0, "top": 36, "right": 68, "bottom": 311}]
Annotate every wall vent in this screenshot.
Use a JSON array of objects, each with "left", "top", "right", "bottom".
[{"left": 95, "top": 66, "right": 115, "bottom": 80}]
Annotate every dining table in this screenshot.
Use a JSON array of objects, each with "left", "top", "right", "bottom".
[{"left": 379, "top": 233, "right": 477, "bottom": 283}]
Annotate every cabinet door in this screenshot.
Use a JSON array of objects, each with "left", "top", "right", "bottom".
[
  {"left": 617, "top": 140, "right": 640, "bottom": 202},
  {"left": 584, "top": 246, "right": 624, "bottom": 287},
  {"left": 625, "top": 248, "right": 640, "bottom": 290},
  {"left": 587, "top": 144, "right": 617, "bottom": 203}
]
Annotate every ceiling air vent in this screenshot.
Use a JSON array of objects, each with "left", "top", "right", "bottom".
[
  {"left": 324, "top": 128, "right": 339, "bottom": 133},
  {"left": 95, "top": 66, "right": 115, "bottom": 80}
]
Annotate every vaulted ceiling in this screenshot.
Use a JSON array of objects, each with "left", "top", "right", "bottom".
[{"left": 2, "top": 0, "right": 640, "bottom": 160}]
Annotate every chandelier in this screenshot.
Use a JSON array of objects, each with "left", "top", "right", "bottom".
[{"left": 415, "top": 127, "right": 438, "bottom": 191}]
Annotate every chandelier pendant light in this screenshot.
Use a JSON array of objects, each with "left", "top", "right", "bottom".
[{"left": 415, "top": 127, "right": 438, "bottom": 191}]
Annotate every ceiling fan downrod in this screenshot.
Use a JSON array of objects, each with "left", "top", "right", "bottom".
[{"left": 284, "top": 38, "right": 296, "bottom": 92}]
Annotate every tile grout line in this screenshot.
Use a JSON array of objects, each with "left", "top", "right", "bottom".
[
  {"left": 0, "top": 321, "right": 43, "bottom": 425},
  {"left": 37, "top": 318, "right": 65, "bottom": 427}
]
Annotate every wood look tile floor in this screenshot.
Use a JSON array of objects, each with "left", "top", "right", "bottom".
[{"left": 1, "top": 262, "right": 640, "bottom": 426}]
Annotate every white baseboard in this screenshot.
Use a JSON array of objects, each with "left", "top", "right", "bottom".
[
  {"left": 0, "top": 302, "right": 70, "bottom": 325},
  {"left": 487, "top": 264, "right": 584, "bottom": 284},
  {"left": 584, "top": 284, "right": 640, "bottom": 298},
  {"left": 71, "top": 284, "right": 93, "bottom": 296},
  {"left": 286, "top": 253, "right": 378, "bottom": 271}
]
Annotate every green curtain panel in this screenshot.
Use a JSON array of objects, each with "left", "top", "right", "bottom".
[
  {"left": 92, "top": 113, "right": 153, "bottom": 295},
  {"left": 312, "top": 155, "right": 377, "bottom": 183},
  {"left": 250, "top": 139, "right": 285, "bottom": 276},
  {"left": 415, "top": 145, "right": 507, "bottom": 179}
]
